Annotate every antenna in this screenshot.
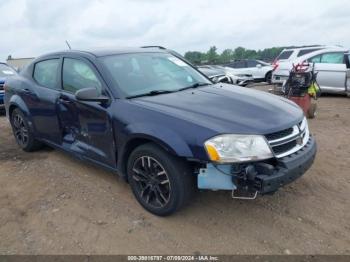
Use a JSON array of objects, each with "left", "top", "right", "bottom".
[{"left": 65, "top": 40, "right": 72, "bottom": 50}]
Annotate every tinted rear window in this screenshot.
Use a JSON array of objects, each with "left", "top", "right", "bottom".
[
  {"left": 277, "top": 51, "right": 293, "bottom": 60},
  {"left": 297, "top": 48, "right": 322, "bottom": 57},
  {"left": 33, "top": 59, "right": 60, "bottom": 89}
]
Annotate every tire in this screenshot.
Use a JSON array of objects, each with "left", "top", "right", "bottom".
[
  {"left": 307, "top": 103, "right": 317, "bottom": 119},
  {"left": 265, "top": 71, "right": 272, "bottom": 84},
  {"left": 10, "top": 108, "right": 43, "bottom": 152},
  {"left": 127, "top": 143, "right": 194, "bottom": 216}
]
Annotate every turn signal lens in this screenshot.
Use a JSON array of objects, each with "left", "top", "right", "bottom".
[{"left": 205, "top": 144, "right": 220, "bottom": 161}]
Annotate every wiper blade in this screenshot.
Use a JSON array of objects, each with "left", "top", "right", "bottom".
[
  {"left": 177, "top": 82, "right": 211, "bottom": 91},
  {"left": 127, "top": 90, "right": 175, "bottom": 99}
]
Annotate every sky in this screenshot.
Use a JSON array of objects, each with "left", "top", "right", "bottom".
[{"left": 1, "top": 0, "right": 349, "bottom": 60}]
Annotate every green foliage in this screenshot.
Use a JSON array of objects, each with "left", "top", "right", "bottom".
[{"left": 184, "top": 46, "right": 286, "bottom": 64}]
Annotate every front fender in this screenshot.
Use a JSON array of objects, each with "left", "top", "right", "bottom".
[
  {"left": 123, "top": 122, "right": 194, "bottom": 158},
  {"left": 115, "top": 122, "right": 197, "bottom": 178}
]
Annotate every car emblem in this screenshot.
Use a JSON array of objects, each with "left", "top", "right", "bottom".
[{"left": 296, "top": 136, "right": 303, "bottom": 145}]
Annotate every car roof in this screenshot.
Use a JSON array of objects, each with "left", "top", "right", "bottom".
[
  {"left": 39, "top": 47, "right": 169, "bottom": 59},
  {"left": 283, "top": 45, "right": 324, "bottom": 51}
]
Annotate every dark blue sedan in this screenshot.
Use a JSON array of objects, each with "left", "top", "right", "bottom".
[{"left": 4, "top": 47, "right": 316, "bottom": 216}]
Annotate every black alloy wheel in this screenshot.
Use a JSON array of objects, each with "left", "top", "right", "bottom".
[
  {"left": 127, "top": 143, "right": 194, "bottom": 216},
  {"left": 132, "top": 156, "right": 171, "bottom": 208},
  {"left": 12, "top": 111, "right": 29, "bottom": 147},
  {"left": 10, "top": 108, "right": 42, "bottom": 151}
]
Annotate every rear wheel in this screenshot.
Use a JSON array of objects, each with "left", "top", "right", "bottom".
[
  {"left": 10, "top": 108, "right": 43, "bottom": 151},
  {"left": 265, "top": 71, "right": 272, "bottom": 84},
  {"left": 127, "top": 143, "right": 194, "bottom": 216}
]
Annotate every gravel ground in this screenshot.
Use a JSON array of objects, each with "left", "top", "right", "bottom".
[{"left": 0, "top": 85, "right": 349, "bottom": 255}]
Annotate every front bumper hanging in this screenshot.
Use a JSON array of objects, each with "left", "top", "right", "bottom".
[{"left": 198, "top": 136, "right": 317, "bottom": 195}]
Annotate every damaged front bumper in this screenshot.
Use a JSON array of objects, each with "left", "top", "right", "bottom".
[{"left": 198, "top": 136, "right": 317, "bottom": 195}]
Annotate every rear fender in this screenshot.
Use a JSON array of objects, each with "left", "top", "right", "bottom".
[{"left": 8, "top": 95, "right": 35, "bottom": 130}]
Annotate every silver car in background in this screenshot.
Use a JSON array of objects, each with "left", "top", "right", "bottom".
[
  {"left": 272, "top": 47, "right": 349, "bottom": 95},
  {"left": 197, "top": 65, "right": 253, "bottom": 86},
  {"left": 224, "top": 59, "right": 273, "bottom": 83}
]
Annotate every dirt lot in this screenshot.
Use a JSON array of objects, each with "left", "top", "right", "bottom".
[{"left": 0, "top": 86, "right": 349, "bottom": 255}]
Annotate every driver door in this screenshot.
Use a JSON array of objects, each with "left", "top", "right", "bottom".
[{"left": 57, "top": 56, "right": 116, "bottom": 167}]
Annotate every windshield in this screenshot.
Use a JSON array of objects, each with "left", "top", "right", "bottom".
[
  {"left": 0, "top": 64, "right": 16, "bottom": 78},
  {"left": 100, "top": 52, "right": 211, "bottom": 97}
]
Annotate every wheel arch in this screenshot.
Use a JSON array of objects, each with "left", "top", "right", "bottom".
[
  {"left": 8, "top": 95, "right": 30, "bottom": 118},
  {"left": 265, "top": 70, "right": 273, "bottom": 79},
  {"left": 116, "top": 129, "right": 195, "bottom": 180}
]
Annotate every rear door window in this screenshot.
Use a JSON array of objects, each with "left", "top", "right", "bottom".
[
  {"left": 320, "top": 52, "right": 344, "bottom": 64},
  {"left": 297, "top": 48, "right": 322, "bottom": 57},
  {"left": 247, "top": 60, "right": 258, "bottom": 67},
  {"left": 233, "top": 61, "right": 246, "bottom": 68},
  {"left": 276, "top": 50, "right": 293, "bottom": 60},
  {"left": 33, "top": 59, "right": 60, "bottom": 89},
  {"left": 308, "top": 55, "right": 322, "bottom": 63}
]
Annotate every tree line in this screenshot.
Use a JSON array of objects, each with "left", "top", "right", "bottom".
[{"left": 184, "top": 46, "right": 285, "bottom": 65}]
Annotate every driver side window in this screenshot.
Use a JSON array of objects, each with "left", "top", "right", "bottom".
[{"left": 62, "top": 58, "right": 102, "bottom": 94}]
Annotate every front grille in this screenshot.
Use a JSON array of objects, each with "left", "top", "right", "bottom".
[
  {"left": 272, "top": 140, "right": 297, "bottom": 154},
  {"left": 0, "top": 83, "right": 3, "bottom": 91},
  {"left": 265, "top": 127, "right": 293, "bottom": 141},
  {"left": 265, "top": 118, "right": 309, "bottom": 158}
]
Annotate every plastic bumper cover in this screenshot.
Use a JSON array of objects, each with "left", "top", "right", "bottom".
[
  {"left": 198, "top": 136, "right": 317, "bottom": 193},
  {"left": 255, "top": 136, "right": 317, "bottom": 193}
]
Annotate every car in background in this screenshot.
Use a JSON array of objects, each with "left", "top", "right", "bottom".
[
  {"left": 224, "top": 59, "right": 273, "bottom": 83},
  {"left": 0, "top": 63, "right": 17, "bottom": 110},
  {"left": 272, "top": 47, "right": 349, "bottom": 95},
  {"left": 273, "top": 46, "right": 330, "bottom": 65},
  {"left": 197, "top": 65, "right": 253, "bottom": 86},
  {"left": 197, "top": 65, "right": 233, "bottom": 84}
]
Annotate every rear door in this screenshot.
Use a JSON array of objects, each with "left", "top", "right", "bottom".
[
  {"left": 308, "top": 52, "right": 346, "bottom": 93},
  {"left": 27, "top": 57, "right": 62, "bottom": 144},
  {"left": 345, "top": 54, "right": 350, "bottom": 92},
  {"left": 58, "top": 56, "right": 116, "bottom": 166}
]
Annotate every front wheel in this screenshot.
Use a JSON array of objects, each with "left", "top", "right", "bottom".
[
  {"left": 10, "top": 108, "right": 43, "bottom": 151},
  {"left": 127, "top": 143, "right": 194, "bottom": 216}
]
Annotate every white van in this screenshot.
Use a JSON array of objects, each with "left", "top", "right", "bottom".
[{"left": 272, "top": 46, "right": 349, "bottom": 95}]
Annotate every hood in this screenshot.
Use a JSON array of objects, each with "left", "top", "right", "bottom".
[
  {"left": 130, "top": 84, "right": 304, "bottom": 135},
  {"left": 0, "top": 77, "right": 5, "bottom": 84}
]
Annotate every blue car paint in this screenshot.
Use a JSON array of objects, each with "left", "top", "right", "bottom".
[
  {"left": 4, "top": 48, "right": 314, "bottom": 193},
  {"left": 0, "top": 78, "right": 5, "bottom": 106}
]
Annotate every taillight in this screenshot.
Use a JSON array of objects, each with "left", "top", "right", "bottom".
[{"left": 272, "top": 62, "right": 279, "bottom": 71}]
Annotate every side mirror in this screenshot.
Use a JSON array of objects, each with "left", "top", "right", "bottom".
[
  {"left": 211, "top": 76, "right": 219, "bottom": 83},
  {"left": 256, "top": 64, "right": 262, "bottom": 68},
  {"left": 212, "top": 76, "right": 232, "bottom": 84},
  {"left": 75, "top": 88, "right": 109, "bottom": 103}
]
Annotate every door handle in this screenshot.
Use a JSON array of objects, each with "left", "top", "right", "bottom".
[
  {"left": 23, "top": 88, "right": 33, "bottom": 94},
  {"left": 59, "top": 95, "right": 73, "bottom": 104}
]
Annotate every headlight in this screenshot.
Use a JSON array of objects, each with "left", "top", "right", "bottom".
[{"left": 204, "top": 134, "right": 273, "bottom": 163}]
